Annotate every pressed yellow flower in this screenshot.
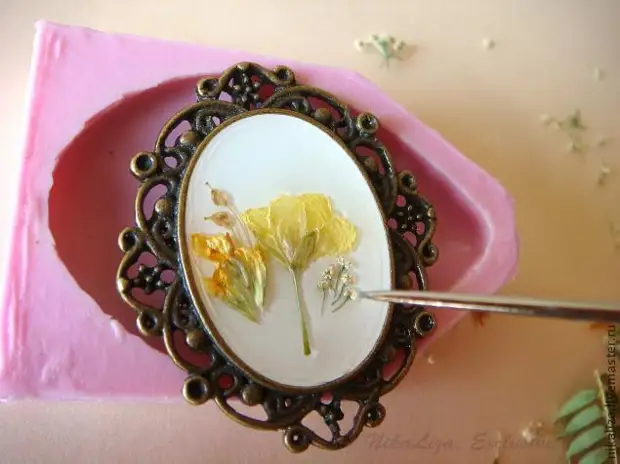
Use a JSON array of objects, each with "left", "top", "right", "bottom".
[
  {"left": 191, "top": 232, "right": 266, "bottom": 323},
  {"left": 242, "top": 194, "right": 357, "bottom": 268},
  {"left": 241, "top": 193, "right": 357, "bottom": 355}
]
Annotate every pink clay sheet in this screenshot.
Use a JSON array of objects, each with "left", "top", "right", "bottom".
[{"left": 0, "top": 21, "right": 518, "bottom": 400}]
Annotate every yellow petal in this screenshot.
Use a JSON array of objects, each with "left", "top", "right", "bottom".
[
  {"left": 312, "top": 216, "right": 357, "bottom": 260},
  {"left": 242, "top": 207, "right": 287, "bottom": 264},
  {"left": 241, "top": 206, "right": 270, "bottom": 235},
  {"left": 234, "top": 247, "right": 265, "bottom": 276},
  {"left": 203, "top": 264, "right": 233, "bottom": 298},
  {"left": 268, "top": 195, "right": 306, "bottom": 258},
  {"left": 242, "top": 194, "right": 358, "bottom": 267},
  {"left": 191, "top": 233, "right": 235, "bottom": 263},
  {"left": 203, "top": 276, "right": 225, "bottom": 297},
  {"left": 298, "top": 194, "right": 333, "bottom": 232},
  {"left": 213, "top": 266, "right": 232, "bottom": 291}
]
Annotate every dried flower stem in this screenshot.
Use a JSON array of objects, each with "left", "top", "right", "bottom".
[
  {"left": 331, "top": 266, "right": 345, "bottom": 303},
  {"left": 290, "top": 269, "right": 311, "bottom": 356},
  {"left": 332, "top": 297, "right": 350, "bottom": 312},
  {"left": 333, "top": 285, "right": 347, "bottom": 304},
  {"left": 206, "top": 181, "right": 254, "bottom": 247},
  {"left": 229, "top": 205, "right": 254, "bottom": 247}
]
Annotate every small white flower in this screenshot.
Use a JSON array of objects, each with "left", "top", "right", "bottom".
[
  {"left": 520, "top": 421, "right": 543, "bottom": 444},
  {"left": 597, "top": 136, "right": 611, "bottom": 148},
  {"left": 344, "top": 288, "right": 359, "bottom": 301},
  {"left": 393, "top": 40, "right": 406, "bottom": 51},
  {"left": 594, "top": 67, "right": 604, "bottom": 81},
  {"left": 539, "top": 114, "right": 552, "bottom": 125},
  {"left": 481, "top": 38, "right": 495, "bottom": 50},
  {"left": 336, "top": 257, "right": 351, "bottom": 269},
  {"left": 321, "top": 266, "right": 334, "bottom": 277},
  {"left": 353, "top": 39, "right": 366, "bottom": 52},
  {"left": 598, "top": 164, "right": 612, "bottom": 186}
]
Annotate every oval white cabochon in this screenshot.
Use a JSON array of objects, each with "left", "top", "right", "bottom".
[{"left": 183, "top": 112, "right": 392, "bottom": 388}]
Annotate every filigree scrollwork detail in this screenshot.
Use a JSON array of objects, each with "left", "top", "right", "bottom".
[
  {"left": 116, "top": 62, "right": 438, "bottom": 452},
  {"left": 196, "top": 62, "right": 296, "bottom": 109}
]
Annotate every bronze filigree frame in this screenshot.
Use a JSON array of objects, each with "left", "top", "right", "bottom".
[{"left": 116, "top": 62, "right": 438, "bottom": 452}]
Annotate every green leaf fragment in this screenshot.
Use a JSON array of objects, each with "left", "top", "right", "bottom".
[
  {"left": 579, "top": 447, "right": 611, "bottom": 464},
  {"left": 566, "top": 425, "right": 607, "bottom": 461},
  {"left": 561, "top": 404, "right": 604, "bottom": 437},
  {"left": 556, "top": 390, "right": 598, "bottom": 421}
]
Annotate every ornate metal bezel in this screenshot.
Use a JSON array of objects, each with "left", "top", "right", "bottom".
[{"left": 116, "top": 62, "right": 438, "bottom": 452}]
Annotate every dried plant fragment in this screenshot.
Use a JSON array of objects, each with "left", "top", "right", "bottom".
[
  {"left": 541, "top": 109, "right": 589, "bottom": 154},
  {"left": 205, "top": 211, "right": 235, "bottom": 229},
  {"left": 596, "top": 136, "right": 612, "bottom": 148},
  {"left": 521, "top": 421, "right": 544, "bottom": 444},
  {"left": 206, "top": 181, "right": 229, "bottom": 206},
  {"left": 482, "top": 38, "right": 496, "bottom": 50},
  {"left": 354, "top": 33, "right": 410, "bottom": 67},
  {"left": 611, "top": 223, "right": 620, "bottom": 250},
  {"left": 472, "top": 311, "right": 491, "bottom": 326},
  {"left": 242, "top": 193, "right": 357, "bottom": 355},
  {"left": 539, "top": 114, "right": 553, "bottom": 125},
  {"left": 594, "top": 67, "right": 605, "bottom": 81},
  {"left": 597, "top": 163, "right": 612, "bottom": 186}
]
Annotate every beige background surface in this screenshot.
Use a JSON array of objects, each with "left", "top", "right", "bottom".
[{"left": 0, "top": 0, "right": 619, "bottom": 463}]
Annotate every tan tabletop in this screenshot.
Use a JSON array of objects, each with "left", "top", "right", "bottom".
[{"left": 0, "top": 1, "right": 618, "bottom": 463}]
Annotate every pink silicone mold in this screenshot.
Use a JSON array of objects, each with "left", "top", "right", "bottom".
[{"left": 0, "top": 21, "right": 518, "bottom": 400}]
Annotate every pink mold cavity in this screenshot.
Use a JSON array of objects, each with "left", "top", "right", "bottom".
[
  {"left": 49, "top": 78, "right": 197, "bottom": 358},
  {"left": 0, "top": 21, "right": 518, "bottom": 400}
]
